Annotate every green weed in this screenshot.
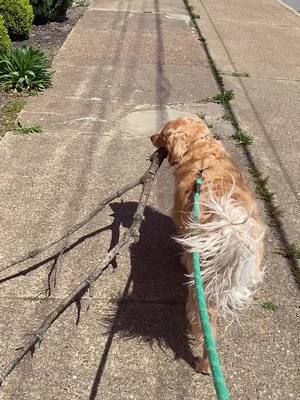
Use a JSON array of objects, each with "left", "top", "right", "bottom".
[
  {"left": 13, "top": 121, "right": 42, "bottom": 134},
  {"left": 212, "top": 90, "right": 234, "bottom": 105},
  {"left": 0, "top": 99, "right": 25, "bottom": 136},
  {"left": 233, "top": 129, "right": 253, "bottom": 147},
  {"left": 261, "top": 302, "right": 279, "bottom": 311}
]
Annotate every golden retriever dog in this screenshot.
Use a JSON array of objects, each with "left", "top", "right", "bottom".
[{"left": 151, "top": 118, "right": 265, "bottom": 374}]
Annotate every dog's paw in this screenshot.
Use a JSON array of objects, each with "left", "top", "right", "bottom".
[{"left": 195, "top": 357, "right": 211, "bottom": 375}]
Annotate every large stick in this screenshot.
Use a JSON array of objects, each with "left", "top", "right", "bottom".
[
  {"left": 0, "top": 152, "right": 163, "bottom": 274},
  {"left": 0, "top": 148, "right": 166, "bottom": 386}
]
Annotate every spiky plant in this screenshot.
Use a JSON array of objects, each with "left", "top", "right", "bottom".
[{"left": 0, "top": 46, "right": 52, "bottom": 92}]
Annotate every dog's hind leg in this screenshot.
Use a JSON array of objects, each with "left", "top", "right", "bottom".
[
  {"left": 184, "top": 255, "right": 218, "bottom": 374},
  {"left": 186, "top": 286, "right": 204, "bottom": 371},
  {"left": 195, "top": 305, "right": 218, "bottom": 374}
]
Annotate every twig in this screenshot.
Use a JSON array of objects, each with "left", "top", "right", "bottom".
[
  {"left": 0, "top": 148, "right": 167, "bottom": 386},
  {"left": 46, "top": 239, "right": 69, "bottom": 299},
  {"left": 1, "top": 172, "right": 144, "bottom": 274}
]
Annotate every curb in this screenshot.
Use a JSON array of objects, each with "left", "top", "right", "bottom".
[{"left": 274, "top": 0, "right": 300, "bottom": 17}]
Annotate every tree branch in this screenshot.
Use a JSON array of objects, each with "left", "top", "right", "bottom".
[
  {"left": 0, "top": 148, "right": 167, "bottom": 386},
  {"left": 0, "top": 154, "right": 160, "bottom": 274}
]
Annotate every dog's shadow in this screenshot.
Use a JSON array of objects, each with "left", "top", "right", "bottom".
[{"left": 103, "top": 201, "right": 194, "bottom": 366}]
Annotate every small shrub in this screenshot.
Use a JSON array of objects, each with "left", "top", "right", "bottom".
[
  {"left": 0, "top": 0, "right": 34, "bottom": 40},
  {"left": 0, "top": 16, "right": 11, "bottom": 51},
  {"left": 30, "top": 0, "right": 73, "bottom": 24},
  {"left": 0, "top": 46, "right": 52, "bottom": 92}
]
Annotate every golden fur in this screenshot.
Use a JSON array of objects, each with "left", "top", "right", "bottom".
[{"left": 151, "top": 118, "right": 265, "bottom": 374}]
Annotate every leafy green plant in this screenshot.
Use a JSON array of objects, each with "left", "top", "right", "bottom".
[
  {"left": 0, "top": 0, "right": 34, "bottom": 40},
  {"left": 13, "top": 121, "right": 42, "bottom": 134},
  {"left": 0, "top": 16, "right": 11, "bottom": 52},
  {"left": 30, "top": 0, "right": 73, "bottom": 24},
  {"left": 212, "top": 90, "right": 235, "bottom": 105},
  {"left": 0, "top": 46, "right": 52, "bottom": 92},
  {"left": 261, "top": 301, "right": 279, "bottom": 311},
  {"left": 233, "top": 129, "right": 253, "bottom": 147}
]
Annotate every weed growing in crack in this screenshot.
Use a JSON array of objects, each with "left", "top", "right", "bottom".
[
  {"left": 212, "top": 90, "right": 234, "bottom": 105},
  {"left": 233, "top": 129, "right": 253, "bottom": 147},
  {"left": 249, "top": 167, "right": 282, "bottom": 222},
  {"left": 261, "top": 301, "right": 279, "bottom": 311},
  {"left": 13, "top": 121, "right": 42, "bottom": 135}
]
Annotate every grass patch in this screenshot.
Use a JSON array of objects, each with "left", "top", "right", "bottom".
[
  {"left": 0, "top": 99, "right": 25, "bottom": 136},
  {"left": 212, "top": 90, "right": 234, "bottom": 105},
  {"left": 261, "top": 301, "right": 279, "bottom": 311},
  {"left": 233, "top": 129, "right": 253, "bottom": 147},
  {"left": 13, "top": 121, "right": 42, "bottom": 135}
]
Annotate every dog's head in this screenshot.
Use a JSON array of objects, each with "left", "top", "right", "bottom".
[{"left": 150, "top": 118, "right": 210, "bottom": 166}]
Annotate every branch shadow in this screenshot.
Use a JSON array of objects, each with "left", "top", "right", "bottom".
[
  {"left": 89, "top": 202, "right": 194, "bottom": 400},
  {"left": 0, "top": 201, "right": 127, "bottom": 286}
]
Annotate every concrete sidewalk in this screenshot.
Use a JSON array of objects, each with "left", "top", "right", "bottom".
[{"left": 0, "top": 0, "right": 299, "bottom": 399}]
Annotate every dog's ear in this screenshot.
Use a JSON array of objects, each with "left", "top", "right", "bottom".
[{"left": 167, "top": 132, "right": 187, "bottom": 166}]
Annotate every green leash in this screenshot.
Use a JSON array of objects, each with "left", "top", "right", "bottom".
[{"left": 192, "top": 177, "right": 230, "bottom": 400}]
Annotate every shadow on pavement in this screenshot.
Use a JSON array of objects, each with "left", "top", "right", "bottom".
[{"left": 89, "top": 202, "right": 194, "bottom": 400}]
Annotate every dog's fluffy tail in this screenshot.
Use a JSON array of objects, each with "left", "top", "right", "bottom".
[{"left": 176, "top": 189, "right": 265, "bottom": 320}]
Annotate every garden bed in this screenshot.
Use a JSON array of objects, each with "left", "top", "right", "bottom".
[{"left": 0, "top": 5, "right": 87, "bottom": 137}]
